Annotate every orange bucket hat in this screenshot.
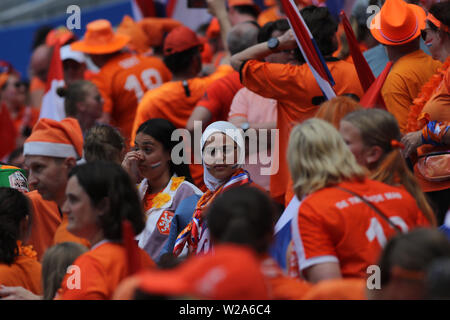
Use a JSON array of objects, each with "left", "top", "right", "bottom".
[
  {"left": 23, "top": 117, "right": 83, "bottom": 159},
  {"left": 370, "top": 0, "right": 426, "bottom": 46},
  {"left": 71, "top": 19, "right": 130, "bottom": 54},
  {"left": 163, "top": 26, "right": 203, "bottom": 56}
]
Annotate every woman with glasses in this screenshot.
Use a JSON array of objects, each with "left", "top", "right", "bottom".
[
  {"left": 0, "top": 61, "right": 39, "bottom": 153},
  {"left": 57, "top": 80, "right": 104, "bottom": 136},
  {"left": 173, "top": 121, "right": 263, "bottom": 257},
  {"left": 402, "top": 1, "right": 450, "bottom": 226}
]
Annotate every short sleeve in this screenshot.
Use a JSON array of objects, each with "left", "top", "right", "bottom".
[
  {"left": 241, "top": 60, "right": 309, "bottom": 102},
  {"left": 291, "top": 200, "right": 338, "bottom": 272}
]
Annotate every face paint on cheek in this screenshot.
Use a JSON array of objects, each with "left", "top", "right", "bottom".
[{"left": 150, "top": 161, "right": 161, "bottom": 169}]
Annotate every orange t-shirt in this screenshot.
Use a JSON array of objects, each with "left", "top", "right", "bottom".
[
  {"left": 414, "top": 68, "right": 450, "bottom": 192},
  {"left": 92, "top": 52, "right": 172, "bottom": 144},
  {"left": 257, "top": 6, "right": 283, "bottom": 27},
  {"left": 13, "top": 105, "right": 40, "bottom": 135},
  {"left": 25, "top": 190, "right": 62, "bottom": 261},
  {"left": 291, "top": 179, "right": 430, "bottom": 279},
  {"left": 53, "top": 213, "right": 91, "bottom": 249},
  {"left": 132, "top": 65, "right": 234, "bottom": 189},
  {"left": 302, "top": 278, "right": 366, "bottom": 300},
  {"left": 57, "top": 241, "right": 154, "bottom": 300},
  {"left": 241, "top": 59, "right": 364, "bottom": 203},
  {"left": 381, "top": 50, "right": 442, "bottom": 133},
  {"left": 196, "top": 71, "right": 243, "bottom": 123},
  {"left": 0, "top": 255, "right": 42, "bottom": 295}
]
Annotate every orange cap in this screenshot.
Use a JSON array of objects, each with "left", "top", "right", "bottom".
[
  {"left": 71, "top": 19, "right": 130, "bottom": 54},
  {"left": 163, "top": 26, "right": 203, "bottom": 56},
  {"left": 370, "top": 0, "right": 426, "bottom": 46},
  {"left": 46, "top": 26, "right": 76, "bottom": 46},
  {"left": 23, "top": 117, "right": 83, "bottom": 159},
  {"left": 139, "top": 18, "right": 183, "bottom": 47},
  {"left": 180, "top": 245, "right": 270, "bottom": 300}
]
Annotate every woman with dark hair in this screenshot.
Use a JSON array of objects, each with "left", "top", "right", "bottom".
[
  {"left": 0, "top": 187, "right": 41, "bottom": 295},
  {"left": 122, "top": 118, "right": 202, "bottom": 261},
  {"left": 56, "top": 161, "right": 154, "bottom": 300},
  {"left": 207, "top": 185, "right": 311, "bottom": 299}
]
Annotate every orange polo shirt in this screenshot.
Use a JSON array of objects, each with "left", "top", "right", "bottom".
[
  {"left": 381, "top": 50, "right": 442, "bottom": 133},
  {"left": 57, "top": 241, "right": 154, "bottom": 300},
  {"left": 92, "top": 52, "right": 172, "bottom": 144},
  {"left": 241, "top": 59, "right": 364, "bottom": 203}
]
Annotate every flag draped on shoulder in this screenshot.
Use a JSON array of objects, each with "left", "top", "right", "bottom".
[
  {"left": 280, "top": 0, "right": 336, "bottom": 100},
  {"left": 39, "top": 42, "right": 66, "bottom": 121}
]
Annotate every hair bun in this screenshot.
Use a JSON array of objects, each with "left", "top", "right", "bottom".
[{"left": 56, "top": 86, "right": 67, "bottom": 97}]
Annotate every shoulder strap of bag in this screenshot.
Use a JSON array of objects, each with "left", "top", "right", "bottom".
[{"left": 335, "top": 186, "right": 402, "bottom": 233}]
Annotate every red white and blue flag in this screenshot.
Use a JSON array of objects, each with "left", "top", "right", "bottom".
[
  {"left": 280, "top": 0, "right": 336, "bottom": 100},
  {"left": 39, "top": 42, "right": 65, "bottom": 121}
]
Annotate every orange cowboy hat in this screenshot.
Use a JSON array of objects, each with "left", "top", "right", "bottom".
[
  {"left": 370, "top": 0, "right": 426, "bottom": 46},
  {"left": 71, "top": 19, "right": 130, "bottom": 54}
]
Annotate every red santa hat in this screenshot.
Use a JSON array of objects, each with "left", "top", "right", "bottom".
[{"left": 23, "top": 117, "right": 83, "bottom": 159}]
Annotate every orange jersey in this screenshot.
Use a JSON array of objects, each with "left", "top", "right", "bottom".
[
  {"left": 291, "top": 179, "right": 429, "bottom": 279},
  {"left": 91, "top": 52, "right": 172, "bottom": 144},
  {"left": 0, "top": 256, "right": 42, "bottom": 295},
  {"left": 196, "top": 71, "right": 243, "bottom": 123},
  {"left": 381, "top": 50, "right": 441, "bottom": 133},
  {"left": 57, "top": 241, "right": 154, "bottom": 300},
  {"left": 25, "top": 190, "right": 62, "bottom": 261},
  {"left": 241, "top": 59, "right": 364, "bottom": 202},
  {"left": 53, "top": 213, "right": 91, "bottom": 249}
]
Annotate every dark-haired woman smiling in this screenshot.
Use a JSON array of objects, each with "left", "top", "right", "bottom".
[{"left": 56, "top": 161, "right": 154, "bottom": 300}]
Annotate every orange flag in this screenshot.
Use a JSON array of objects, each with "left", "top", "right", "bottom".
[{"left": 360, "top": 61, "right": 393, "bottom": 110}]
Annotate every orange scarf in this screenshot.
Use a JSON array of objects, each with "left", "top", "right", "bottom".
[{"left": 407, "top": 56, "right": 450, "bottom": 132}]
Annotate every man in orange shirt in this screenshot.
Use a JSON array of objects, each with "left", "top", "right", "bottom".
[
  {"left": 231, "top": 6, "right": 363, "bottom": 204},
  {"left": 71, "top": 19, "right": 172, "bottom": 145},
  {"left": 370, "top": 0, "right": 442, "bottom": 133},
  {"left": 186, "top": 21, "right": 261, "bottom": 133},
  {"left": 24, "top": 117, "right": 90, "bottom": 260},
  {"left": 132, "top": 26, "right": 234, "bottom": 189}
]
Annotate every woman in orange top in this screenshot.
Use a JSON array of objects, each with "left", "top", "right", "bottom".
[
  {"left": 0, "top": 187, "right": 42, "bottom": 295},
  {"left": 287, "top": 119, "right": 429, "bottom": 283},
  {"left": 340, "top": 109, "right": 436, "bottom": 226},
  {"left": 402, "top": 1, "right": 450, "bottom": 225},
  {"left": 56, "top": 161, "right": 154, "bottom": 300}
]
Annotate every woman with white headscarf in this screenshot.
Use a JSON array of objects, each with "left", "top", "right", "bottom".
[{"left": 173, "top": 121, "right": 260, "bottom": 256}]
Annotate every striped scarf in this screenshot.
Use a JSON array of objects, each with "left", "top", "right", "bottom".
[{"left": 173, "top": 169, "right": 251, "bottom": 256}]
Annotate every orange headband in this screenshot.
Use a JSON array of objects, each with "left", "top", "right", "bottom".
[{"left": 427, "top": 12, "right": 450, "bottom": 33}]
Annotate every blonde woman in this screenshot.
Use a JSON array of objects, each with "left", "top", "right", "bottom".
[{"left": 287, "top": 119, "right": 429, "bottom": 283}]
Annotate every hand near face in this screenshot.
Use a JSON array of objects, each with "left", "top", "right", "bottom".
[{"left": 121, "top": 150, "right": 144, "bottom": 183}]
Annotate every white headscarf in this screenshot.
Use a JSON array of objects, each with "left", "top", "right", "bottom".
[{"left": 200, "top": 121, "right": 245, "bottom": 191}]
